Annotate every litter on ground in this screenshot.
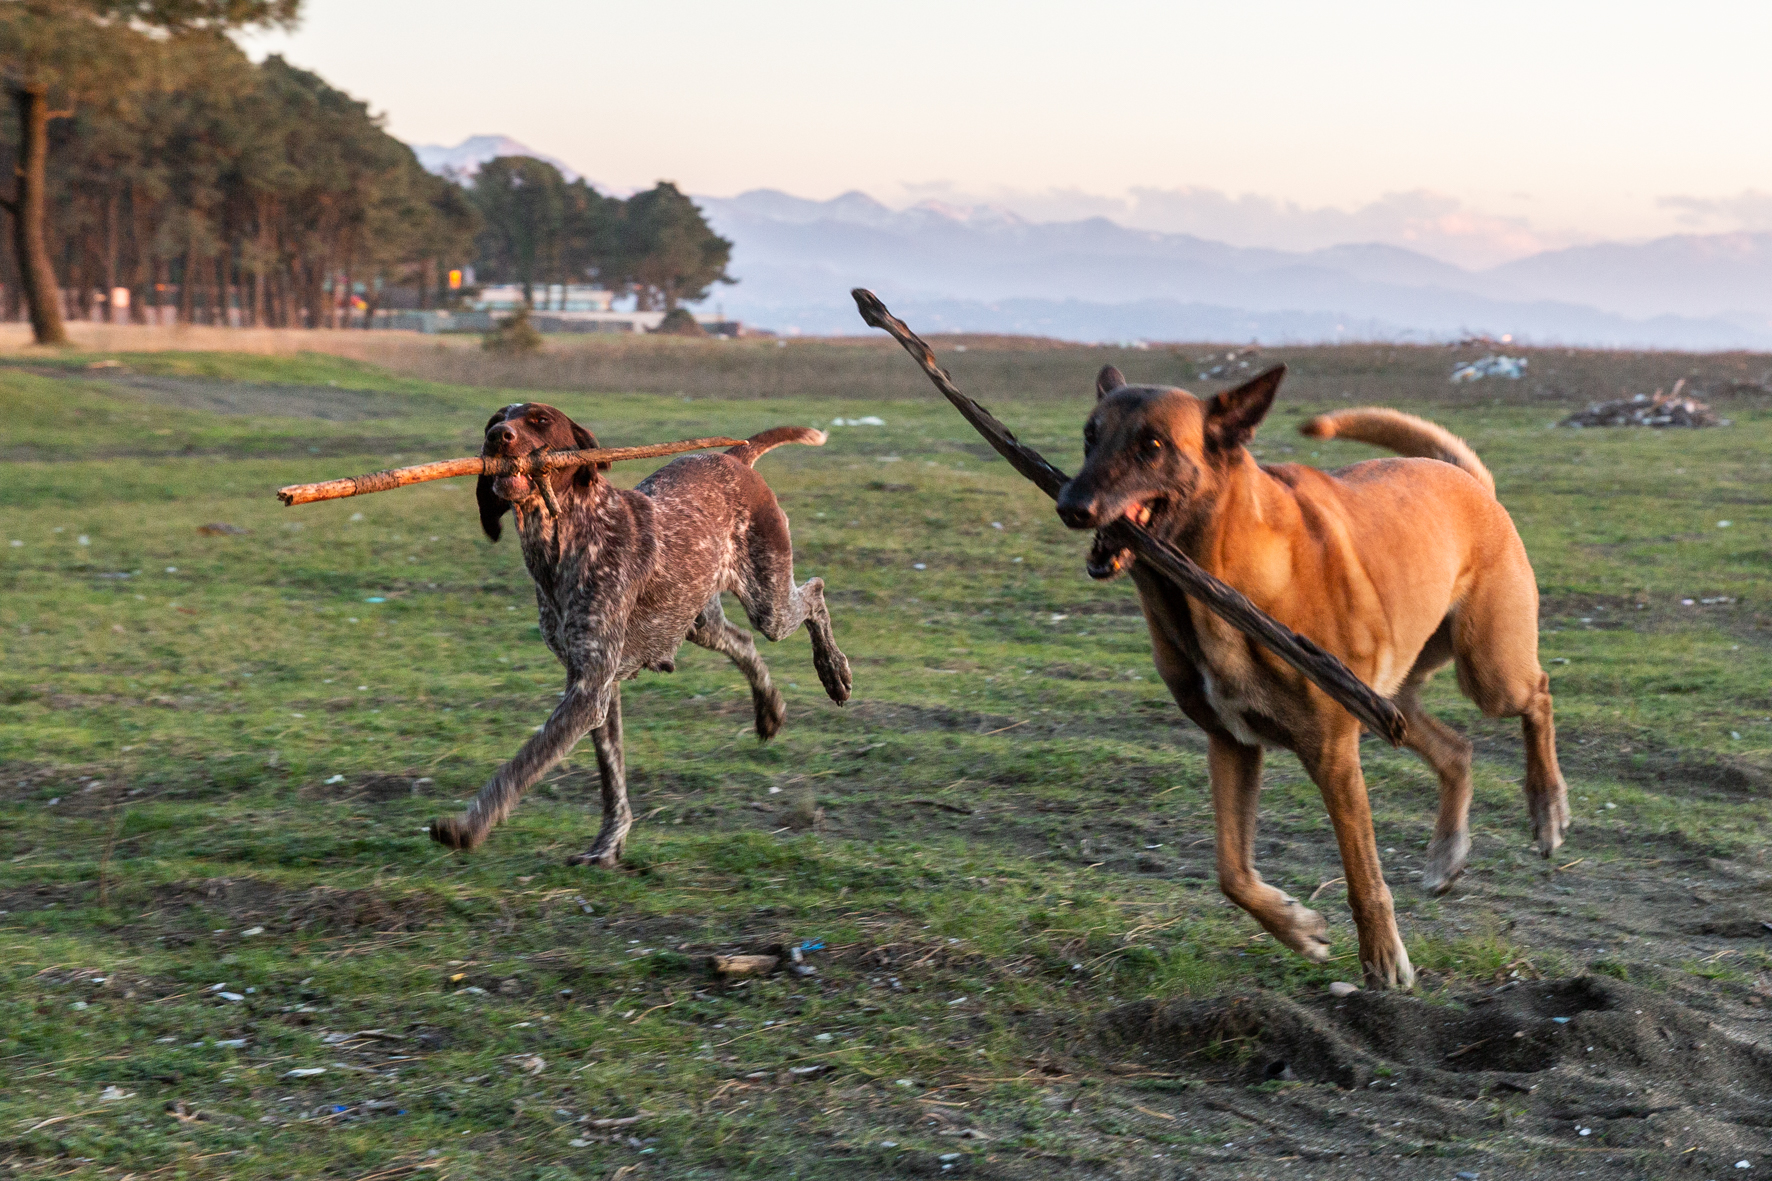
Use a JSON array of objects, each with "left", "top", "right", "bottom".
[
  {"left": 1560, "top": 380, "right": 1724, "bottom": 428},
  {"left": 1451, "top": 355, "right": 1528, "bottom": 382}
]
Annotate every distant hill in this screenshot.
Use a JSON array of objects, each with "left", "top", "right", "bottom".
[
  {"left": 695, "top": 190, "right": 1772, "bottom": 347},
  {"left": 411, "top": 135, "right": 581, "bottom": 182},
  {"left": 405, "top": 135, "right": 1772, "bottom": 345}
]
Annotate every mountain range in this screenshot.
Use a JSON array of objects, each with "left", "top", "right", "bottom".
[{"left": 412, "top": 136, "right": 1772, "bottom": 347}]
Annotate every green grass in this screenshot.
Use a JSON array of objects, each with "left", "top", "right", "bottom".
[{"left": 1, "top": 347, "right": 1769, "bottom": 1178}]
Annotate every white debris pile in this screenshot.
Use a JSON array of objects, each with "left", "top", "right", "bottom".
[
  {"left": 1450, "top": 355, "right": 1528, "bottom": 383},
  {"left": 1560, "top": 380, "right": 1724, "bottom": 429},
  {"left": 1196, "top": 346, "right": 1260, "bottom": 380}
]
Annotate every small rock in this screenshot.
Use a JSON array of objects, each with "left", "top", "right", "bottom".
[
  {"left": 1328, "top": 981, "right": 1360, "bottom": 998},
  {"left": 285, "top": 1068, "right": 326, "bottom": 1078},
  {"left": 98, "top": 1085, "right": 131, "bottom": 1101}
]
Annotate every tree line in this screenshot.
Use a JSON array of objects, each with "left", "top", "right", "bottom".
[{"left": 0, "top": 0, "right": 734, "bottom": 344}]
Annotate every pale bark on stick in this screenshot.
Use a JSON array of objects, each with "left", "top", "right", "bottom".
[
  {"left": 276, "top": 436, "right": 746, "bottom": 506},
  {"left": 849, "top": 287, "right": 1408, "bottom": 747}
]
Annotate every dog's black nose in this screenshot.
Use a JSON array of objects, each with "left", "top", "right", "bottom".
[{"left": 1055, "top": 484, "right": 1098, "bottom": 529}]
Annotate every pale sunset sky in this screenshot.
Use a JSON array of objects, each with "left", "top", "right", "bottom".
[{"left": 240, "top": 1, "right": 1772, "bottom": 268}]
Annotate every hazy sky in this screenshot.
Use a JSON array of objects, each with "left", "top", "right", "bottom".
[{"left": 240, "top": 1, "right": 1772, "bottom": 268}]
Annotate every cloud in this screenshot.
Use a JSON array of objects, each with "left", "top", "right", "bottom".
[
  {"left": 1659, "top": 190, "right": 1772, "bottom": 231},
  {"left": 889, "top": 182, "right": 1583, "bottom": 269}
]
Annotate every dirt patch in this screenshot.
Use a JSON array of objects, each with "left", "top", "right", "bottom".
[
  {"left": 848, "top": 701, "right": 1023, "bottom": 734},
  {"left": 1101, "top": 975, "right": 1772, "bottom": 1171},
  {"left": 300, "top": 773, "right": 436, "bottom": 802},
  {"left": 150, "top": 877, "right": 439, "bottom": 933}
]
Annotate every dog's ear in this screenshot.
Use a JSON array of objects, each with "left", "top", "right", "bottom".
[
  {"left": 1095, "top": 365, "right": 1126, "bottom": 400},
  {"left": 568, "top": 420, "right": 606, "bottom": 486},
  {"left": 1204, "top": 364, "right": 1286, "bottom": 451},
  {"left": 476, "top": 476, "right": 509, "bottom": 542}
]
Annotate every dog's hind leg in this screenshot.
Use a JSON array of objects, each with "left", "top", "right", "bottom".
[
  {"left": 1453, "top": 563, "right": 1570, "bottom": 857},
  {"left": 1397, "top": 623, "right": 1475, "bottom": 894},
  {"left": 1296, "top": 724, "right": 1414, "bottom": 990},
  {"left": 568, "top": 686, "right": 632, "bottom": 868},
  {"left": 1517, "top": 670, "right": 1568, "bottom": 857},
  {"left": 732, "top": 505, "right": 852, "bottom": 705},
  {"left": 687, "top": 595, "right": 785, "bottom": 740},
  {"left": 1210, "top": 733, "right": 1333, "bottom": 965}
]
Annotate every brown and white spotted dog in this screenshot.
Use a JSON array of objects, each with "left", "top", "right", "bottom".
[{"left": 428, "top": 402, "right": 852, "bottom": 866}]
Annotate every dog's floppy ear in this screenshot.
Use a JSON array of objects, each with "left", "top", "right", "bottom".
[
  {"left": 1095, "top": 365, "right": 1126, "bottom": 400},
  {"left": 1204, "top": 364, "right": 1286, "bottom": 451},
  {"left": 568, "top": 420, "right": 605, "bottom": 487},
  {"left": 477, "top": 405, "right": 516, "bottom": 541},
  {"left": 476, "top": 476, "right": 509, "bottom": 542}
]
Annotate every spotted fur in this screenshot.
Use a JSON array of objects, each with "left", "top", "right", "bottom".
[{"left": 429, "top": 403, "right": 851, "bottom": 865}]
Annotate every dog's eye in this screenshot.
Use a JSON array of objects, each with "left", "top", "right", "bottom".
[
  {"left": 1083, "top": 424, "right": 1099, "bottom": 451},
  {"left": 1142, "top": 436, "right": 1164, "bottom": 456}
]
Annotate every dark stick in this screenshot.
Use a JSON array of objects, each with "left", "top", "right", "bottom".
[{"left": 851, "top": 287, "right": 1408, "bottom": 746}]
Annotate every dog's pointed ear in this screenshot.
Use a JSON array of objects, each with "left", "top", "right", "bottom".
[
  {"left": 1095, "top": 365, "right": 1126, "bottom": 400},
  {"left": 568, "top": 420, "right": 605, "bottom": 486},
  {"left": 476, "top": 476, "right": 509, "bottom": 542},
  {"left": 1205, "top": 364, "right": 1286, "bottom": 451}
]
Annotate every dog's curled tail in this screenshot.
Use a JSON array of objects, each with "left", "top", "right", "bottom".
[
  {"left": 1298, "top": 408, "right": 1495, "bottom": 496},
  {"left": 726, "top": 426, "right": 828, "bottom": 467}
]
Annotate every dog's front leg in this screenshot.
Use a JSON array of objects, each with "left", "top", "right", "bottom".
[
  {"left": 1209, "top": 733, "right": 1333, "bottom": 965},
  {"left": 567, "top": 686, "right": 630, "bottom": 868},
  {"left": 1298, "top": 727, "right": 1414, "bottom": 990},
  {"left": 428, "top": 680, "right": 609, "bottom": 852}
]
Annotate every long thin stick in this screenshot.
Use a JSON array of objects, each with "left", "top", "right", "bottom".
[
  {"left": 850, "top": 287, "right": 1407, "bottom": 746},
  {"left": 276, "top": 437, "right": 745, "bottom": 506}
]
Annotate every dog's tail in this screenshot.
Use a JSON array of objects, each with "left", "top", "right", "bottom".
[
  {"left": 1298, "top": 408, "right": 1495, "bottom": 496},
  {"left": 726, "top": 426, "right": 827, "bottom": 467}
]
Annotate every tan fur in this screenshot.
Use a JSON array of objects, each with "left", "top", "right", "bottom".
[
  {"left": 1300, "top": 407, "right": 1495, "bottom": 496},
  {"left": 1057, "top": 369, "right": 1568, "bottom": 990}
]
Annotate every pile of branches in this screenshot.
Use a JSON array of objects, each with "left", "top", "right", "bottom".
[{"left": 1559, "top": 380, "right": 1725, "bottom": 429}]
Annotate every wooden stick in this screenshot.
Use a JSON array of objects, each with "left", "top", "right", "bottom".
[
  {"left": 850, "top": 287, "right": 1407, "bottom": 746},
  {"left": 275, "top": 437, "right": 746, "bottom": 506}
]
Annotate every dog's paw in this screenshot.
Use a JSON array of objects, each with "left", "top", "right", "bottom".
[
  {"left": 754, "top": 685, "right": 786, "bottom": 741},
  {"left": 1362, "top": 937, "right": 1416, "bottom": 992},
  {"left": 427, "top": 816, "right": 482, "bottom": 852},
  {"left": 1529, "top": 789, "right": 1571, "bottom": 857},
  {"left": 566, "top": 850, "right": 621, "bottom": 869},
  {"left": 1421, "top": 831, "right": 1471, "bottom": 895},
  {"left": 817, "top": 648, "right": 853, "bottom": 706},
  {"left": 1272, "top": 900, "right": 1333, "bottom": 963}
]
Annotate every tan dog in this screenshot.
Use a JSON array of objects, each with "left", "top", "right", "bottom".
[{"left": 1055, "top": 365, "right": 1567, "bottom": 989}]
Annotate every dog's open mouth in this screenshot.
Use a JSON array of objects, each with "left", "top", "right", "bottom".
[{"left": 1085, "top": 497, "right": 1162, "bottom": 580}]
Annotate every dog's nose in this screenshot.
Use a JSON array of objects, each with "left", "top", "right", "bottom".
[
  {"left": 1055, "top": 483, "right": 1099, "bottom": 529},
  {"left": 489, "top": 423, "right": 518, "bottom": 448}
]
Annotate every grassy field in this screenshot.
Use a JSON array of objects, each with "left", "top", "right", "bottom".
[{"left": 2, "top": 339, "right": 1770, "bottom": 1179}]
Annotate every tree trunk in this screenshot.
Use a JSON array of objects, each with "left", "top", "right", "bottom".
[
  {"left": 179, "top": 241, "right": 195, "bottom": 324},
  {"left": 4, "top": 85, "right": 69, "bottom": 344}
]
